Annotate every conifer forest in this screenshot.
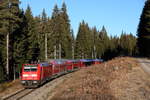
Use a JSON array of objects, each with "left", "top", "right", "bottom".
[{"left": 0, "top": 0, "right": 149, "bottom": 82}]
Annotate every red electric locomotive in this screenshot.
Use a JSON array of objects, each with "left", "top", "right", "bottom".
[
  {"left": 21, "top": 62, "right": 52, "bottom": 87},
  {"left": 21, "top": 60, "right": 68, "bottom": 88}
]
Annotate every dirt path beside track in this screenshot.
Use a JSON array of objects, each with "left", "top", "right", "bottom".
[{"left": 138, "top": 58, "right": 150, "bottom": 75}]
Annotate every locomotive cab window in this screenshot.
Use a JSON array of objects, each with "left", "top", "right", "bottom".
[
  {"left": 31, "top": 67, "right": 37, "bottom": 71},
  {"left": 24, "top": 68, "right": 30, "bottom": 72},
  {"left": 24, "top": 65, "right": 37, "bottom": 72}
]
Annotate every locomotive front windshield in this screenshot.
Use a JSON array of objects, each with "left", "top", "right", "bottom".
[{"left": 24, "top": 65, "right": 37, "bottom": 72}]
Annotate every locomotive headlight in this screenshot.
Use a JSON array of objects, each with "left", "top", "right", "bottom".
[
  {"left": 21, "top": 81, "right": 25, "bottom": 84},
  {"left": 23, "top": 74, "right": 29, "bottom": 77},
  {"left": 33, "top": 81, "right": 37, "bottom": 83},
  {"left": 31, "top": 74, "right": 37, "bottom": 77}
]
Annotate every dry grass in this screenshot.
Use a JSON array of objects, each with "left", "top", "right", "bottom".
[
  {"left": 0, "top": 80, "right": 18, "bottom": 93},
  {"left": 0, "top": 79, "right": 23, "bottom": 97},
  {"left": 50, "top": 57, "right": 150, "bottom": 100}
]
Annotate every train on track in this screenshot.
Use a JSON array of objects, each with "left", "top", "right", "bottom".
[{"left": 21, "top": 59, "right": 103, "bottom": 88}]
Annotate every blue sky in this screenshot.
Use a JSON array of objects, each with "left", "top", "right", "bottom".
[{"left": 20, "top": 0, "right": 145, "bottom": 37}]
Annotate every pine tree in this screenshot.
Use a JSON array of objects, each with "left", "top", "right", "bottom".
[
  {"left": 49, "top": 3, "right": 72, "bottom": 59},
  {"left": 34, "top": 16, "right": 42, "bottom": 61},
  {"left": 24, "top": 5, "right": 40, "bottom": 63},
  {"left": 91, "top": 27, "right": 103, "bottom": 58},
  {"left": 49, "top": 4, "right": 60, "bottom": 59},
  {"left": 47, "top": 18, "right": 54, "bottom": 59},
  {"left": 120, "top": 33, "right": 137, "bottom": 56},
  {"left": 0, "top": 47, "right": 4, "bottom": 82},
  {"left": 71, "top": 29, "right": 75, "bottom": 59},
  {"left": 38, "top": 9, "right": 48, "bottom": 61},
  {"left": 0, "top": 0, "right": 21, "bottom": 79},
  {"left": 120, "top": 32, "right": 130, "bottom": 56},
  {"left": 60, "top": 2, "right": 72, "bottom": 59},
  {"left": 99, "top": 26, "right": 110, "bottom": 59},
  {"left": 12, "top": 9, "right": 28, "bottom": 77},
  {"left": 109, "top": 36, "right": 120, "bottom": 58},
  {"left": 75, "top": 21, "right": 91, "bottom": 59},
  {"left": 137, "top": 0, "right": 150, "bottom": 57}
]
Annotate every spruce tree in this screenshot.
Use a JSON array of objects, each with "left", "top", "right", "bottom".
[
  {"left": 120, "top": 33, "right": 137, "bottom": 56},
  {"left": 60, "top": 2, "right": 72, "bottom": 59},
  {"left": 39, "top": 9, "right": 48, "bottom": 61},
  {"left": 71, "top": 29, "right": 75, "bottom": 59},
  {"left": 99, "top": 26, "right": 110, "bottom": 59},
  {"left": 12, "top": 9, "right": 28, "bottom": 76},
  {"left": 0, "top": 0, "right": 21, "bottom": 79},
  {"left": 49, "top": 4, "right": 60, "bottom": 59},
  {"left": 0, "top": 48, "right": 4, "bottom": 82},
  {"left": 75, "top": 21, "right": 91, "bottom": 59},
  {"left": 34, "top": 16, "right": 42, "bottom": 61},
  {"left": 137, "top": 0, "right": 150, "bottom": 57},
  {"left": 91, "top": 27, "right": 103, "bottom": 58},
  {"left": 109, "top": 36, "right": 120, "bottom": 58},
  {"left": 49, "top": 3, "right": 72, "bottom": 59},
  {"left": 120, "top": 32, "right": 130, "bottom": 56},
  {"left": 24, "top": 5, "right": 40, "bottom": 63}
]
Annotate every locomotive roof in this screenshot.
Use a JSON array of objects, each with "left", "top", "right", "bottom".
[
  {"left": 49, "top": 59, "right": 67, "bottom": 64},
  {"left": 92, "top": 59, "right": 104, "bottom": 62},
  {"left": 39, "top": 62, "right": 49, "bottom": 66},
  {"left": 23, "top": 62, "right": 50, "bottom": 67},
  {"left": 79, "top": 59, "right": 92, "bottom": 62},
  {"left": 79, "top": 59, "right": 103, "bottom": 62}
]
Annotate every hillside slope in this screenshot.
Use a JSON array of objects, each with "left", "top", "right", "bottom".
[{"left": 49, "top": 57, "right": 150, "bottom": 100}]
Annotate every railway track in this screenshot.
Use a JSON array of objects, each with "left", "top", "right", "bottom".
[{"left": 1, "top": 88, "right": 35, "bottom": 100}]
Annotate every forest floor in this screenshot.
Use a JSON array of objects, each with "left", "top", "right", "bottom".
[
  {"left": 0, "top": 79, "right": 24, "bottom": 98},
  {"left": 49, "top": 57, "right": 150, "bottom": 100}
]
